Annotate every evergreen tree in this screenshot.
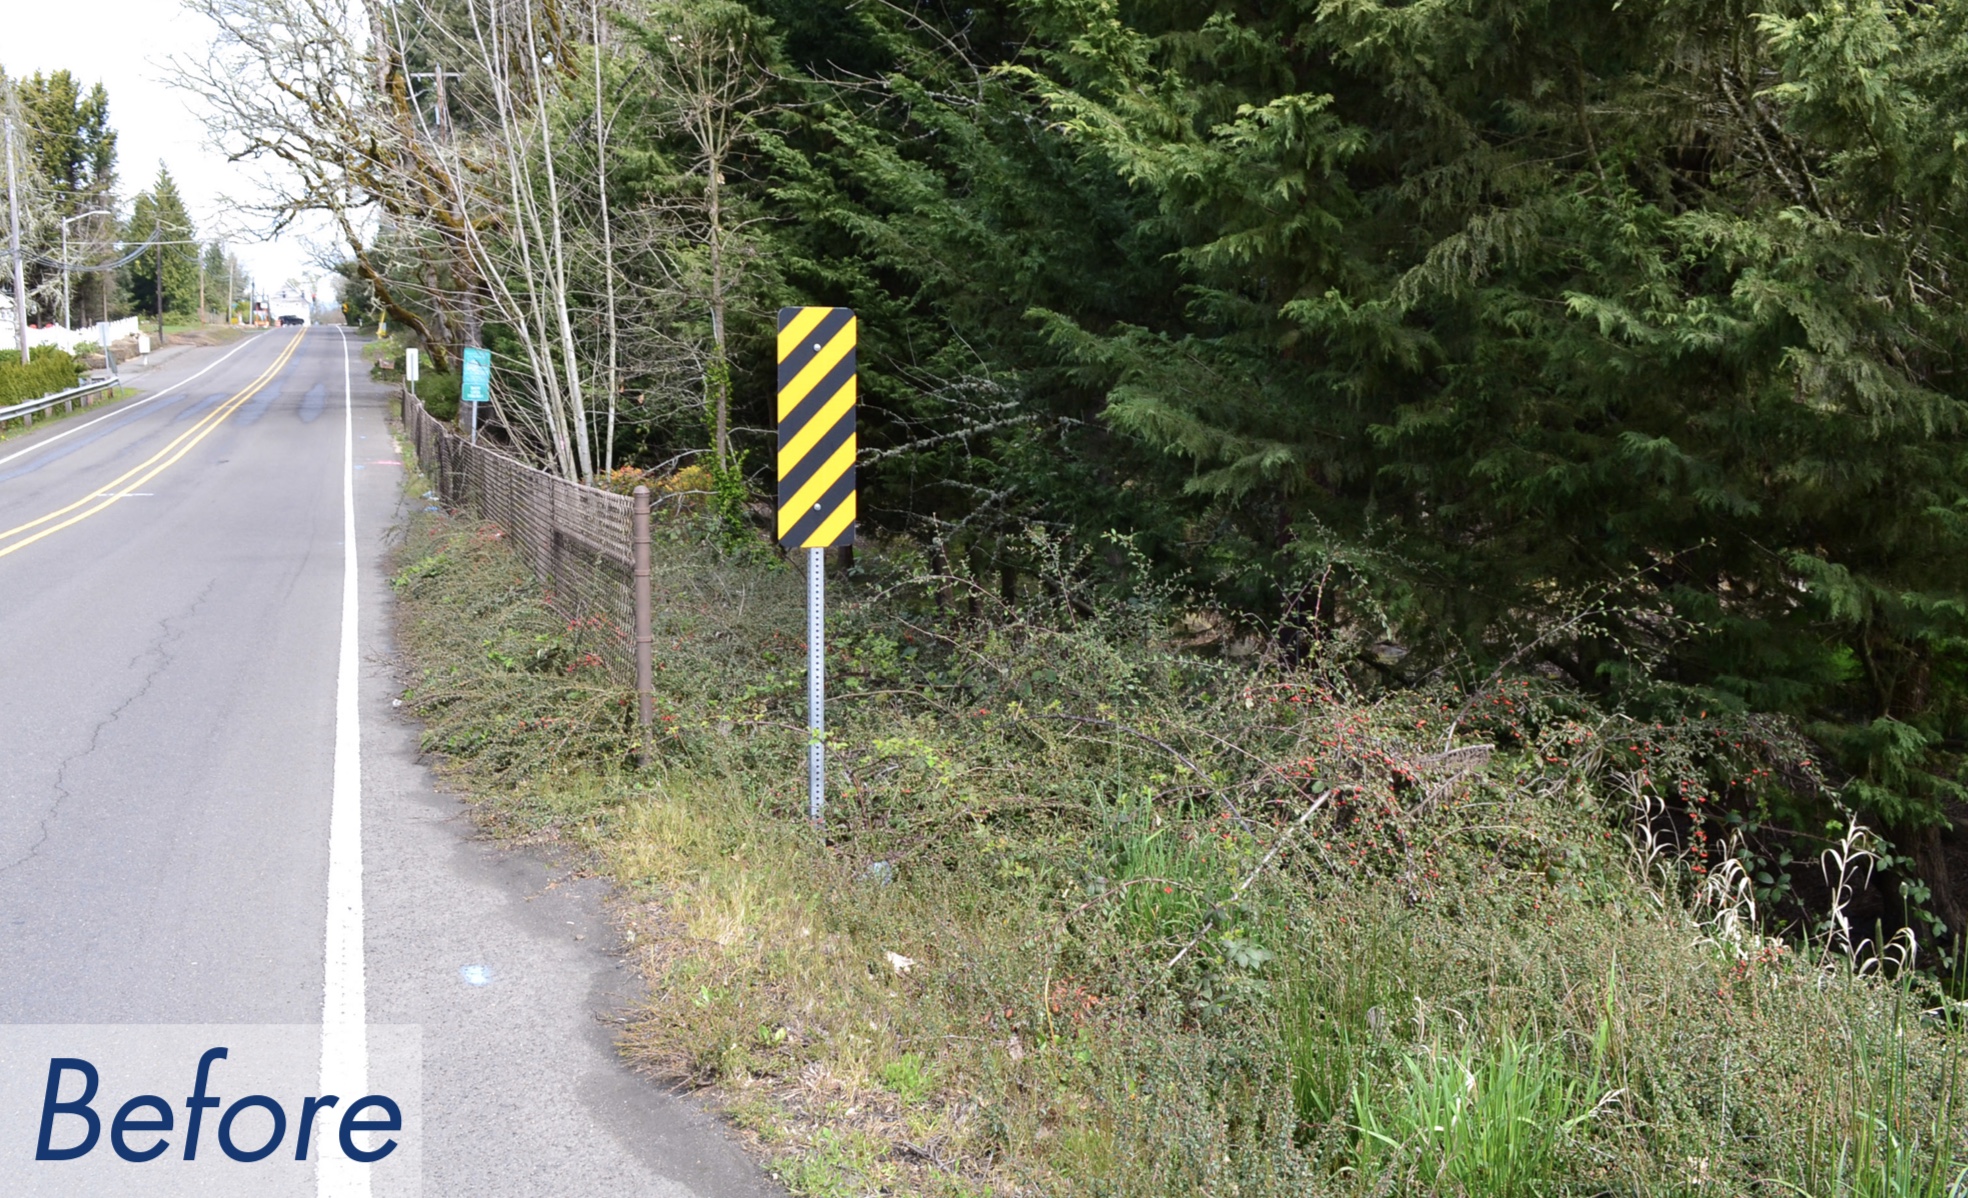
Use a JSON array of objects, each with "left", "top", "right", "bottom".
[
  {"left": 124, "top": 166, "right": 199, "bottom": 322},
  {"left": 704, "top": 0, "right": 1195, "bottom": 575},
  {"left": 1010, "top": 0, "right": 1968, "bottom": 918},
  {"left": 13, "top": 70, "right": 117, "bottom": 324},
  {"left": 624, "top": 0, "right": 1968, "bottom": 932},
  {"left": 201, "top": 243, "right": 232, "bottom": 323}
]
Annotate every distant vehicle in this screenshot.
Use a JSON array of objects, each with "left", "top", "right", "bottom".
[{"left": 268, "top": 289, "right": 312, "bottom": 326}]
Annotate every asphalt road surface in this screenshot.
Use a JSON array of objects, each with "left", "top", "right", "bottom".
[{"left": 0, "top": 329, "right": 775, "bottom": 1196}]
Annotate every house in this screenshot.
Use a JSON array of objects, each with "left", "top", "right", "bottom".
[{"left": 268, "top": 289, "right": 311, "bottom": 325}]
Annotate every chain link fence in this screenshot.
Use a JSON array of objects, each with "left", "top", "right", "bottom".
[{"left": 403, "top": 390, "right": 649, "bottom": 684}]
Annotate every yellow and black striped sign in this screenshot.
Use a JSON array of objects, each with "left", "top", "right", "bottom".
[{"left": 777, "top": 306, "right": 858, "bottom": 548}]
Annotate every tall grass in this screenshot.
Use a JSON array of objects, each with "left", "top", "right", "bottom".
[
  {"left": 386, "top": 496, "right": 1968, "bottom": 1198},
  {"left": 1350, "top": 1029, "right": 1603, "bottom": 1196},
  {"left": 1787, "top": 979, "right": 1967, "bottom": 1198}
]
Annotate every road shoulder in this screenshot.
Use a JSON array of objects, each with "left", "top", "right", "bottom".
[{"left": 353, "top": 365, "right": 776, "bottom": 1197}]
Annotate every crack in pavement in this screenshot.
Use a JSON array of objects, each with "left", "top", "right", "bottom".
[{"left": 0, "top": 580, "right": 217, "bottom": 877}]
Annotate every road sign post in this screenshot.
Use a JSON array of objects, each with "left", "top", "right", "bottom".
[
  {"left": 776, "top": 307, "right": 857, "bottom": 824},
  {"left": 461, "top": 346, "right": 491, "bottom": 446}
]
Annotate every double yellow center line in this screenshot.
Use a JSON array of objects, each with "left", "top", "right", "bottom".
[{"left": 0, "top": 331, "right": 306, "bottom": 561}]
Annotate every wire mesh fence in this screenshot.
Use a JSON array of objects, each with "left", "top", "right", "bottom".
[{"left": 403, "top": 389, "right": 642, "bottom": 678}]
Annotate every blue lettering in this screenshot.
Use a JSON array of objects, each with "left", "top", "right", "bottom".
[
  {"left": 35, "top": 1058, "right": 101, "bottom": 1161},
  {"left": 182, "top": 1047, "right": 228, "bottom": 1161},
  {"left": 295, "top": 1095, "right": 339, "bottom": 1161},
  {"left": 24, "top": 1047, "right": 401, "bottom": 1167},
  {"left": 338, "top": 1095, "right": 401, "bottom": 1164},
  {"left": 110, "top": 1095, "right": 173, "bottom": 1163},
  {"left": 218, "top": 1095, "right": 287, "bottom": 1162}
]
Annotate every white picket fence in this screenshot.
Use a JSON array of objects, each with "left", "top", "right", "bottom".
[{"left": 0, "top": 316, "right": 141, "bottom": 354}]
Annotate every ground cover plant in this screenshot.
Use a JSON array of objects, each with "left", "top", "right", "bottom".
[
  {"left": 0, "top": 349, "right": 81, "bottom": 409},
  {"left": 389, "top": 476, "right": 1968, "bottom": 1197}
]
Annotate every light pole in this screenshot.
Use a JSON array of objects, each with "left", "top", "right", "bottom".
[{"left": 60, "top": 209, "right": 114, "bottom": 332}]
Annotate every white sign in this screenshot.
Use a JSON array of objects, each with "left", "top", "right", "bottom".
[{"left": 405, "top": 347, "right": 419, "bottom": 383}]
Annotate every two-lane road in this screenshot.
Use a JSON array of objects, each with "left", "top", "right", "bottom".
[
  {"left": 1, "top": 329, "right": 337, "bottom": 1020},
  {"left": 0, "top": 329, "right": 772, "bottom": 1195}
]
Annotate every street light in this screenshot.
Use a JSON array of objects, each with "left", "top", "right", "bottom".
[{"left": 60, "top": 209, "right": 114, "bottom": 331}]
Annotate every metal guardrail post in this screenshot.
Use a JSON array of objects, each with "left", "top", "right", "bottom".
[
  {"left": 632, "top": 485, "right": 654, "bottom": 763},
  {"left": 0, "top": 378, "right": 115, "bottom": 429}
]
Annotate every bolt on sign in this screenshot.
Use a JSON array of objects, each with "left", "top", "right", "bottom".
[{"left": 776, "top": 307, "right": 857, "bottom": 549}]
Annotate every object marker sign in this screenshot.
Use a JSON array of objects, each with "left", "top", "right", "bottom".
[
  {"left": 777, "top": 307, "right": 857, "bottom": 825},
  {"left": 776, "top": 307, "right": 857, "bottom": 549}
]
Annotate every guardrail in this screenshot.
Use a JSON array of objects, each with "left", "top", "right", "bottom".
[{"left": 0, "top": 377, "right": 117, "bottom": 430}]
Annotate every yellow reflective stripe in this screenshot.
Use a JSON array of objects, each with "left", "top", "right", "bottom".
[
  {"left": 776, "top": 436, "right": 856, "bottom": 538},
  {"left": 802, "top": 492, "right": 857, "bottom": 548},
  {"left": 0, "top": 331, "right": 303, "bottom": 545},
  {"left": 776, "top": 318, "right": 856, "bottom": 420},
  {"left": 776, "top": 380, "right": 856, "bottom": 480},
  {"left": 0, "top": 333, "right": 303, "bottom": 560},
  {"left": 777, "top": 307, "right": 830, "bottom": 362}
]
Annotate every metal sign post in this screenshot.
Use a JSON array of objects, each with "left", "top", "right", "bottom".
[
  {"left": 461, "top": 346, "right": 491, "bottom": 446},
  {"left": 776, "top": 306, "right": 858, "bottom": 824},
  {"left": 807, "top": 548, "right": 825, "bottom": 817}
]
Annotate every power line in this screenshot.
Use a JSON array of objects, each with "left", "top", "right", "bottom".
[{"left": 1, "top": 230, "right": 171, "bottom": 271}]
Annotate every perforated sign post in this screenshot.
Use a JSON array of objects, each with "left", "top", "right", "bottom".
[
  {"left": 777, "top": 307, "right": 857, "bottom": 824},
  {"left": 461, "top": 346, "right": 491, "bottom": 445}
]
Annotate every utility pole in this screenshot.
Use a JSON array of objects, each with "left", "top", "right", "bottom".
[
  {"left": 5, "top": 114, "right": 28, "bottom": 365},
  {"left": 155, "top": 239, "right": 164, "bottom": 342},
  {"left": 228, "top": 257, "right": 234, "bottom": 325},
  {"left": 58, "top": 210, "right": 113, "bottom": 333},
  {"left": 408, "top": 65, "right": 461, "bottom": 137}
]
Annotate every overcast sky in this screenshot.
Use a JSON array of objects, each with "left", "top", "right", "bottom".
[{"left": 8, "top": 2, "right": 330, "bottom": 296}]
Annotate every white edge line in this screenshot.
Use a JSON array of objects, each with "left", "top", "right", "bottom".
[
  {"left": 0, "top": 331, "right": 270, "bottom": 468},
  {"left": 319, "top": 325, "right": 371, "bottom": 1194}
]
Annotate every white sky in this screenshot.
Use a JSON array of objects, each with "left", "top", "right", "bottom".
[{"left": 7, "top": 1, "right": 333, "bottom": 297}]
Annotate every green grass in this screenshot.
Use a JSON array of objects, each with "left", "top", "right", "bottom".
[
  {"left": 386, "top": 460, "right": 1968, "bottom": 1197},
  {"left": 1350, "top": 1026, "right": 1605, "bottom": 1196}
]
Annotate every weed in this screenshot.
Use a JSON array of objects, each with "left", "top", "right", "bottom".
[
  {"left": 1350, "top": 1029, "right": 1603, "bottom": 1195},
  {"left": 879, "top": 1053, "right": 934, "bottom": 1104},
  {"left": 387, "top": 481, "right": 1968, "bottom": 1198}
]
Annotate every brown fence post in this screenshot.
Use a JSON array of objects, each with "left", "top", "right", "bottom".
[{"left": 632, "top": 485, "right": 654, "bottom": 762}]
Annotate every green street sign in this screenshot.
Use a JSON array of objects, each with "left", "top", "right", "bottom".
[{"left": 461, "top": 347, "right": 491, "bottom": 404}]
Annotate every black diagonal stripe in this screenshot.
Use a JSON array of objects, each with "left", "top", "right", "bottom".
[
  {"left": 781, "top": 466, "right": 858, "bottom": 548},
  {"left": 776, "top": 350, "right": 858, "bottom": 456},
  {"left": 778, "top": 408, "right": 857, "bottom": 503},
  {"left": 777, "top": 307, "right": 855, "bottom": 391}
]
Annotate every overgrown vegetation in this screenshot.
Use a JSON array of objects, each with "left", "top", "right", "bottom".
[
  {"left": 205, "top": 0, "right": 1968, "bottom": 942},
  {"left": 0, "top": 348, "right": 80, "bottom": 407},
  {"left": 392, "top": 487, "right": 1968, "bottom": 1196}
]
